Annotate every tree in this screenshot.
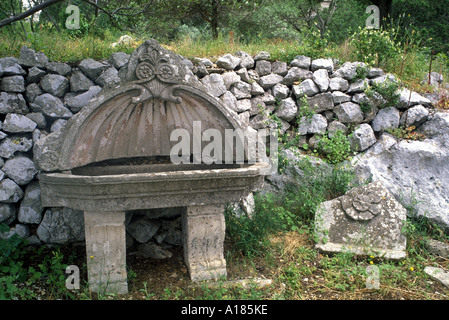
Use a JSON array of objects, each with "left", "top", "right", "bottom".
[{"left": 0, "top": 0, "right": 153, "bottom": 30}]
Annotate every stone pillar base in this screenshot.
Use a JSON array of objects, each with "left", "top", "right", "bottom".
[
  {"left": 182, "top": 205, "right": 227, "bottom": 282},
  {"left": 84, "top": 211, "right": 128, "bottom": 294}
]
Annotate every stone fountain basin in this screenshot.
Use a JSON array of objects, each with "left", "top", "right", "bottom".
[{"left": 39, "top": 162, "right": 270, "bottom": 212}]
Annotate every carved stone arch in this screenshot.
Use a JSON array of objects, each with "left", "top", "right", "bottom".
[{"left": 34, "top": 39, "right": 244, "bottom": 171}]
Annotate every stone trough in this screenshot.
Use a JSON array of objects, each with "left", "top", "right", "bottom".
[{"left": 34, "top": 40, "right": 270, "bottom": 294}]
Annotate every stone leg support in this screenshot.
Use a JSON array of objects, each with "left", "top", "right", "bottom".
[
  {"left": 182, "top": 205, "right": 227, "bottom": 282},
  {"left": 84, "top": 211, "right": 128, "bottom": 294}
]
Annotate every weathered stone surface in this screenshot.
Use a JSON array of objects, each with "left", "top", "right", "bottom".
[
  {"left": 334, "top": 102, "right": 364, "bottom": 123},
  {"left": 291, "top": 55, "right": 311, "bottom": 69},
  {"left": 347, "top": 79, "right": 368, "bottom": 94},
  {"left": 70, "top": 71, "right": 95, "bottom": 92},
  {"left": 0, "top": 136, "right": 33, "bottom": 158},
  {"left": 424, "top": 267, "right": 449, "bottom": 288},
  {"left": 0, "top": 178, "right": 23, "bottom": 203},
  {"left": 201, "top": 73, "right": 227, "bottom": 97},
  {"left": 37, "top": 207, "right": 84, "bottom": 244},
  {"left": 78, "top": 58, "right": 109, "bottom": 80},
  {"left": 400, "top": 105, "right": 429, "bottom": 127},
  {"left": 353, "top": 113, "right": 449, "bottom": 231},
  {"left": 397, "top": 88, "right": 431, "bottom": 109},
  {"left": 425, "top": 239, "right": 449, "bottom": 258},
  {"left": 95, "top": 67, "right": 120, "bottom": 86},
  {"left": 50, "top": 119, "right": 68, "bottom": 132},
  {"left": 26, "top": 67, "right": 46, "bottom": 83},
  {"left": 272, "top": 61, "right": 288, "bottom": 76},
  {"left": 327, "top": 120, "right": 348, "bottom": 138},
  {"left": 313, "top": 69, "right": 329, "bottom": 92},
  {"left": 331, "top": 61, "right": 365, "bottom": 80},
  {"left": 332, "top": 91, "right": 351, "bottom": 104},
  {"left": 2, "top": 113, "right": 37, "bottom": 133},
  {"left": 250, "top": 81, "right": 265, "bottom": 95},
  {"left": 64, "top": 85, "right": 102, "bottom": 112},
  {"left": 18, "top": 181, "right": 43, "bottom": 224},
  {"left": 0, "top": 223, "right": 30, "bottom": 240},
  {"left": 18, "top": 46, "right": 48, "bottom": 68},
  {"left": 0, "top": 92, "right": 28, "bottom": 114},
  {"left": 259, "top": 73, "right": 284, "bottom": 89},
  {"left": 26, "top": 112, "right": 46, "bottom": 129},
  {"left": 220, "top": 91, "right": 238, "bottom": 113},
  {"left": 275, "top": 97, "right": 297, "bottom": 122},
  {"left": 282, "top": 67, "right": 312, "bottom": 86},
  {"left": 371, "top": 107, "right": 400, "bottom": 132},
  {"left": 45, "top": 62, "right": 71, "bottom": 76},
  {"left": 221, "top": 71, "right": 241, "bottom": 90},
  {"left": 255, "top": 60, "right": 272, "bottom": 76},
  {"left": 230, "top": 80, "right": 252, "bottom": 99},
  {"left": 0, "top": 57, "right": 26, "bottom": 77},
  {"left": 307, "top": 92, "right": 334, "bottom": 113},
  {"left": 40, "top": 74, "right": 69, "bottom": 97},
  {"left": 311, "top": 58, "right": 333, "bottom": 73},
  {"left": 329, "top": 76, "right": 349, "bottom": 92},
  {"left": 236, "top": 99, "right": 252, "bottom": 113},
  {"left": 297, "top": 113, "right": 327, "bottom": 135},
  {"left": 127, "top": 217, "right": 161, "bottom": 243},
  {"left": 109, "top": 52, "right": 130, "bottom": 69},
  {"left": 254, "top": 51, "right": 270, "bottom": 61},
  {"left": 350, "top": 123, "right": 377, "bottom": 152},
  {"left": 2, "top": 156, "right": 38, "bottom": 185},
  {"left": 33, "top": 93, "right": 73, "bottom": 119},
  {"left": 0, "top": 203, "right": 16, "bottom": 225},
  {"left": 234, "top": 51, "right": 254, "bottom": 69},
  {"left": 315, "top": 180, "right": 407, "bottom": 259},
  {"left": 272, "top": 83, "right": 290, "bottom": 99},
  {"left": 216, "top": 54, "right": 241, "bottom": 70},
  {"left": 1, "top": 75, "right": 25, "bottom": 92},
  {"left": 294, "top": 79, "right": 319, "bottom": 98},
  {"left": 183, "top": 205, "right": 227, "bottom": 281},
  {"left": 25, "top": 83, "right": 43, "bottom": 103}
]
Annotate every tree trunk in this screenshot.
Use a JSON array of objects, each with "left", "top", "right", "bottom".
[{"left": 211, "top": 0, "right": 219, "bottom": 39}]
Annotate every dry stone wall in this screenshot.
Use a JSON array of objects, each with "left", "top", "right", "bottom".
[{"left": 0, "top": 44, "right": 446, "bottom": 254}]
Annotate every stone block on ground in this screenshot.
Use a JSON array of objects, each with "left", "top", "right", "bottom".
[{"left": 314, "top": 180, "right": 407, "bottom": 260}]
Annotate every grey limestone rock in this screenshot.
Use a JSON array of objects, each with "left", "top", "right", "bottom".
[
  {"left": 78, "top": 58, "right": 110, "bottom": 80},
  {"left": 0, "top": 178, "right": 24, "bottom": 203},
  {"left": 0, "top": 136, "right": 33, "bottom": 159},
  {"left": 350, "top": 123, "right": 377, "bottom": 152},
  {"left": 2, "top": 113, "right": 37, "bottom": 133},
  {"left": 312, "top": 69, "right": 329, "bottom": 92},
  {"left": 216, "top": 54, "right": 241, "bottom": 70},
  {"left": 1, "top": 75, "right": 25, "bottom": 93},
  {"left": 371, "top": 107, "right": 400, "bottom": 132},
  {"left": 0, "top": 92, "right": 28, "bottom": 114},
  {"left": 334, "top": 102, "right": 364, "bottom": 123},
  {"left": 201, "top": 73, "right": 227, "bottom": 97},
  {"left": 37, "top": 207, "right": 84, "bottom": 244},
  {"left": 18, "top": 181, "right": 43, "bottom": 224},
  {"left": 40, "top": 74, "right": 69, "bottom": 97},
  {"left": 0, "top": 57, "right": 26, "bottom": 77},
  {"left": 45, "top": 62, "right": 71, "bottom": 76},
  {"left": 33, "top": 93, "right": 73, "bottom": 119},
  {"left": 2, "top": 156, "right": 38, "bottom": 185}
]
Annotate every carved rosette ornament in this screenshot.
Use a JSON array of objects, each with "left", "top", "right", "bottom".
[
  {"left": 132, "top": 43, "right": 183, "bottom": 104},
  {"left": 340, "top": 184, "right": 387, "bottom": 221}
]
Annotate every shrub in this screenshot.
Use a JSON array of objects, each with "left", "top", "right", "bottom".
[
  {"left": 350, "top": 27, "right": 401, "bottom": 68},
  {"left": 317, "top": 130, "right": 352, "bottom": 164}
]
